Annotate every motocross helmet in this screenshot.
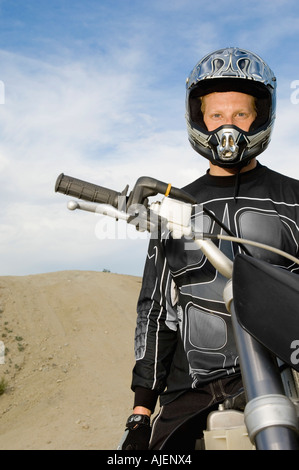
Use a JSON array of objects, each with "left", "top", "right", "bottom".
[{"left": 185, "top": 47, "right": 277, "bottom": 168}]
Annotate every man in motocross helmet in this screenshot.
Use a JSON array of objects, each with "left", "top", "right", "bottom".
[
  {"left": 185, "top": 46, "right": 276, "bottom": 174},
  {"left": 119, "top": 47, "right": 299, "bottom": 450}
]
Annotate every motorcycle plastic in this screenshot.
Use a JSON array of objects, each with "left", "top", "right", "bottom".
[{"left": 233, "top": 254, "right": 299, "bottom": 372}]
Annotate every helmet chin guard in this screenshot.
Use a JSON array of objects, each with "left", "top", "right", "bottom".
[
  {"left": 185, "top": 47, "right": 277, "bottom": 168},
  {"left": 216, "top": 127, "right": 239, "bottom": 161}
]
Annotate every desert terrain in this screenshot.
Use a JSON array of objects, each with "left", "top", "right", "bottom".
[{"left": 0, "top": 270, "right": 141, "bottom": 450}]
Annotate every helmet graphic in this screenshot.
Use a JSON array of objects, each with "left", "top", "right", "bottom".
[{"left": 185, "top": 47, "right": 277, "bottom": 168}]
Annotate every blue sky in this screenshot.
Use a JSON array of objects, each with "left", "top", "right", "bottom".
[{"left": 0, "top": 0, "right": 299, "bottom": 277}]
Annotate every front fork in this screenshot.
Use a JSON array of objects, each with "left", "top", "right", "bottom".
[{"left": 224, "top": 280, "right": 299, "bottom": 450}]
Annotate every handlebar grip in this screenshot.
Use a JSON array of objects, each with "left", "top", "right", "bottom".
[{"left": 55, "top": 173, "right": 122, "bottom": 208}]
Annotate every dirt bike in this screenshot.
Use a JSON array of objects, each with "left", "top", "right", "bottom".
[{"left": 55, "top": 173, "right": 299, "bottom": 450}]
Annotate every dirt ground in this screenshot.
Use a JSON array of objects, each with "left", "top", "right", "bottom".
[{"left": 0, "top": 270, "right": 141, "bottom": 450}]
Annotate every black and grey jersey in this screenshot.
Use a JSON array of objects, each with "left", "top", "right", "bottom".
[{"left": 132, "top": 163, "right": 299, "bottom": 407}]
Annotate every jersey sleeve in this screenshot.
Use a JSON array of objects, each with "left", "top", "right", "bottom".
[{"left": 131, "top": 235, "right": 179, "bottom": 411}]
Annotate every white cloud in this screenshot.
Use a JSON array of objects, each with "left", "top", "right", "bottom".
[
  {"left": 0, "top": 46, "right": 205, "bottom": 276},
  {"left": 0, "top": 42, "right": 298, "bottom": 277},
  {"left": 0, "top": 2, "right": 299, "bottom": 277}
]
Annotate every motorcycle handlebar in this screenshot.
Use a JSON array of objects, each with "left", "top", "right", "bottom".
[
  {"left": 55, "top": 173, "right": 123, "bottom": 208},
  {"left": 55, "top": 173, "right": 197, "bottom": 210}
]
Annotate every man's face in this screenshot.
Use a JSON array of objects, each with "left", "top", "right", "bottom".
[{"left": 201, "top": 91, "right": 257, "bottom": 132}]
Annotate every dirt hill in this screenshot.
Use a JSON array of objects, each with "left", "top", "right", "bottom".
[{"left": 0, "top": 270, "right": 141, "bottom": 450}]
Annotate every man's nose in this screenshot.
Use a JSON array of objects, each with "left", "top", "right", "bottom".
[{"left": 223, "top": 115, "right": 234, "bottom": 125}]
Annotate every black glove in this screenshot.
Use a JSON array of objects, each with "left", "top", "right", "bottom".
[{"left": 118, "top": 414, "right": 151, "bottom": 450}]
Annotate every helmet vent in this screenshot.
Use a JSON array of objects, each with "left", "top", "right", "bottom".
[
  {"left": 238, "top": 58, "right": 250, "bottom": 73},
  {"left": 212, "top": 58, "right": 224, "bottom": 73}
]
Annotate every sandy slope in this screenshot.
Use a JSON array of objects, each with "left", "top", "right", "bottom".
[{"left": 0, "top": 270, "right": 141, "bottom": 450}]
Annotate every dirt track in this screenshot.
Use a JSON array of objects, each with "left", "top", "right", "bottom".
[{"left": 0, "top": 270, "right": 141, "bottom": 449}]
